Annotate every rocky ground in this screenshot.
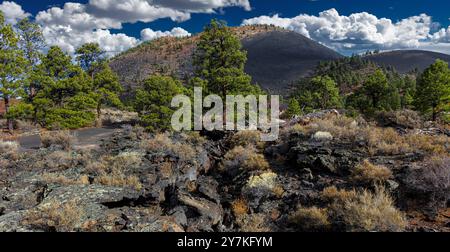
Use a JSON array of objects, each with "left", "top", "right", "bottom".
[{"left": 0, "top": 110, "right": 449, "bottom": 232}]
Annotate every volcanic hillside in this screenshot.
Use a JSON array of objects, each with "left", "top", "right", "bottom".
[
  {"left": 109, "top": 25, "right": 343, "bottom": 94},
  {"left": 364, "top": 50, "right": 450, "bottom": 73}
]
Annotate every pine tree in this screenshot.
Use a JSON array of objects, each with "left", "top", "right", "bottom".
[
  {"left": 42, "top": 46, "right": 73, "bottom": 80},
  {"left": 309, "top": 75, "right": 342, "bottom": 109},
  {"left": 294, "top": 76, "right": 342, "bottom": 112},
  {"left": 35, "top": 46, "right": 97, "bottom": 129},
  {"left": 0, "top": 11, "right": 26, "bottom": 131},
  {"left": 193, "top": 19, "right": 263, "bottom": 98},
  {"left": 362, "top": 69, "right": 389, "bottom": 110},
  {"left": 134, "top": 75, "right": 186, "bottom": 132},
  {"left": 75, "top": 43, "right": 104, "bottom": 75},
  {"left": 17, "top": 18, "right": 45, "bottom": 101},
  {"left": 93, "top": 63, "right": 123, "bottom": 118},
  {"left": 285, "top": 98, "right": 302, "bottom": 118},
  {"left": 415, "top": 59, "right": 450, "bottom": 121}
]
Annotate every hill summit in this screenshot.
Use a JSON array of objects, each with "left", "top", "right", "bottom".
[{"left": 109, "top": 25, "right": 343, "bottom": 94}]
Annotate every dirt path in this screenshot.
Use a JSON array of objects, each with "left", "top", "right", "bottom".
[{"left": 18, "top": 127, "right": 120, "bottom": 150}]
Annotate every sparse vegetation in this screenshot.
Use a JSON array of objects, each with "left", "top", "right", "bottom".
[
  {"left": 289, "top": 206, "right": 330, "bottom": 231},
  {"left": 96, "top": 173, "right": 142, "bottom": 191},
  {"left": 229, "top": 130, "right": 265, "bottom": 149},
  {"left": 22, "top": 200, "right": 85, "bottom": 232},
  {"left": 0, "top": 141, "right": 19, "bottom": 154},
  {"left": 322, "top": 186, "right": 406, "bottom": 232},
  {"left": 351, "top": 160, "right": 393, "bottom": 185},
  {"left": 141, "top": 133, "right": 196, "bottom": 162},
  {"left": 40, "top": 131, "right": 75, "bottom": 150},
  {"left": 221, "top": 146, "right": 270, "bottom": 172}
]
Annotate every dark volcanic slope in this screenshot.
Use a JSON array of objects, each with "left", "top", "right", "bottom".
[
  {"left": 110, "top": 26, "right": 343, "bottom": 95},
  {"left": 242, "top": 31, "right": 343, "bottom": 93},
  {"left": 364, "top": 50, "right": 450, "bottom": 73}
]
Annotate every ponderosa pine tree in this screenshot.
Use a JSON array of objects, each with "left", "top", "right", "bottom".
[
  {"left": 93, "top": 62, "right": 123, "bottom": 119},
  {"left": 293, "top": 76, "right": 342, "bottom": 113},
  {"left": 34, "top": 46, "right": 97, "bottom": 129},
  {"left": 75, "top": 43, "right": 104, "bottom": 75},
  {"left": 285, "top": 98, "right": 302, "bottom": 118},
  {"left": 0, "top": 11, "right": 26, "bottom": 131},
  {"left": 415, "top": 59, "right": 450, "bottom": 121},
  {"left": 193, "top": 19, "right": 263, "bottom": 98},
  {"left": 134, "top": 75, "right": 186, "bottom": 132},
  {"left": 17, "top": 18, "right": 45, "bottom": 101},
  {"left": 362, "top": 69, "right": 389, "bottom": 110}
]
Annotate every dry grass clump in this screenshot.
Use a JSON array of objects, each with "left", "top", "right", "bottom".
[
  {"left": 85, "top": 152, "right": 142, "bottom": 174},
  {"left": 41, "top": 173, "right": 90, "bottom": 186},
  {"left": 221, "top": 146, "right": 270, "bottom": 172},
  {"left": 82, "top": 152, "right": 143, "bottom": 190},
  {"left": 182, "top": 131, "right": 207, "bottom": 145},
  {"left": 289, "top": 206, "right": 330, "bottom": 231},
  {"left": 366, "top": 127, "right": 449, "bottom": 155},
  {"left": 229, "top": 130, "right": 265, "bottom": 149},
  {"left": 96, "top": 172, "right": 142, "bottom": 191},
  {"left": 404, "top": 134, "right": 448, "bottom": 155},
  {"left": 40, "top": 131, "right": 75, "bottom": 150},
  {"left": 284, "top": 116, "right": 362, "bottom": 142},
  {"left": 231, "top": 198, "right": 249, "bottom": 217},
  {"left": 22, "top": 200, "right": 85, "bottom": 232},
  {"left": 111, "top": 152, "right": 143, "bottom": 170},
  {"left": 141, "top": 133, "right": 196, "bottom": 162},
  {"left": 0, "top": 141, "right": 19, "bottom": 154},
  {"left": 365, "top": 127, "right": 409, "bottom": 155},
  {"left": 351, "top": 160, "right": 393, "bottom": 185},
  {"left": 322, "top": 186, "right": 406, "bottom": 232},
  {"left": 35, "top": 151, "right": 78, "bottom": 171}
]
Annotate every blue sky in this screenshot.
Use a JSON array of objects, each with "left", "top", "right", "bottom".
[{"left": 2, "top": 0, "right": 450, "bottom": 55}]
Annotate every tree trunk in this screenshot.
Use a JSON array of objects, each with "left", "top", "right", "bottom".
[
  {"left": 4, "top": 97, "right": 13, "bottom": 132},
  {"left": 29, "top": 85, "right": 36, "bottom": 101},
  {"left": 97, "top": 103, "right": 102, "bottom": 119},
  {"left": 432, "top": 106, "right": 437, "bottom": 121}
]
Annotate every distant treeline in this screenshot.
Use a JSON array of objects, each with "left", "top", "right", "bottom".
[{"left": 286, "top": 55, "right": 449, "bottom": 122}]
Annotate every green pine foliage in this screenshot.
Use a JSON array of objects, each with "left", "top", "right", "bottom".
[
  {"left": 33, "top": 46, "right": 97, "bottom": 129},
  {"left": 92, "top": 62, "right": 123, "bottom": 118},
  {"left": 292, "top": 75, "right": 342, "bottom": 113},
  {"left": 134, "top": 75, "right": 187, "bottom": 132},
  {"left": 0, "top": 11, "right": 26, "bottom": 131},
  {"left": 414, "top": 59, "right": 450, "bottom": 121},
  {"left": 193, "top": 19, "right": 264, "bottom": 98},
  {"left": 285, "top": 98, "right": 302, "bottom": 118},
  {"left": 295, "top": 55, "right": 419, "bottom": 117}
]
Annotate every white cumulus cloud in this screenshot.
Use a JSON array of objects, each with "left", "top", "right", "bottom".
[
  {"left": 242, "top": 8, "right": 450, "bottom": 54},
  {"left": 0, "top": 1, "right": 30, "bottom": 24},
  {"left": 33, "top": 0, "right": 251, "bottom": 55},
  {"left": 141, "top": 27, "right": 191, "bottom": 41}
]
